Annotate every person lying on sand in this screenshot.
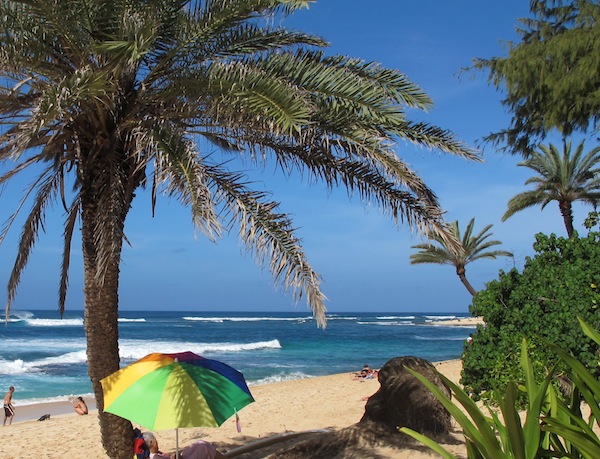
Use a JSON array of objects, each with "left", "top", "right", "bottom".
[
  {"left": 141, "top": 431, "right": 226, "bottom": 459},
  {"left": 353, "top": 364, "right": 378, "bottom": 380}
]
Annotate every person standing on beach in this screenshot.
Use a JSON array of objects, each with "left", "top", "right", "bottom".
[{"left": 3, "top": 386, "right": 15, "bottom": 426}]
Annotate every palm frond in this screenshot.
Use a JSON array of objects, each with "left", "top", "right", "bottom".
[
  {"left": 59, "top": 200, "right": 80, "bottom": 316},
  {"left": 7, "top": 162, "right": 63, "bottom": 308},
  {"left": 205, "top": 163, "right": 327, "bottom": 325},
  {"left": 153, "top": 127, "right": 222, "bottom": 241}
]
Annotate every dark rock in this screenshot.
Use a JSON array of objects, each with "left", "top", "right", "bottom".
[{"left": 359, "top": 356, "right": 452, "bottom": 436}]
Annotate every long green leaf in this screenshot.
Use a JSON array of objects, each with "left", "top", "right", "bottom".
[
  {"left": 399, "top": 427, "right": 458, "bottom": 459},
  {"left": 487, "top": 408, "right": 512, "bottom": 456},
  {"left": 578, "top": 317, "right": 600, "bottom": 345},
  {"left": 519, "top": 338, "right": 548, "bottom": 459},
  {"left": 521, "top": 338, "right": 537, "bottom": 404},
  {"left": 499, "top": 382, "right": 525, "bottom": 459},
  {"left": 404, "top": 367, "right": 505, "bottom": 459},
  {"left": 523, "top": 373, "right": 554, "bottom": 457},
  {"left": 542, "top": 418, "right": 600, "bottom": 459},
  {"left": 548, "top": 344, "right": 600, "bottom": 421}
]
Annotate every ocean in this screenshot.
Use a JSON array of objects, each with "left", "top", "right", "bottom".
[{"left": 0, "top": 309, "right": 474, "bottom": 407}]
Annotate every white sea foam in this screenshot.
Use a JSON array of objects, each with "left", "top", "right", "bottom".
[
  {"left": 249, "top": 371, "right": 311, "bottom": 386},
  {"left": 0, "top": 358, "right": 27, "bottom": 375},
  {"left": 17, "top": 393, "right": 95, "bottom": 406},
  {"left": 183, "top": 317, "right": 224, "bottom": 322},
  {"left": 0, "top": 350, "right": 89, "bottom": 375},
  {"left": 117, "top": 339, "right": 282, "bottom": 362},
  {"left": 357, "top": 321, "right": 414, "bottom": 326},
  {"left": 183, "top": 316, "right": 311, "bottom": 322},
  {"left": 327, "top": 315, "right": 358, "bottom": 320},
  {"left": 34, "top": 350, "right": 89, "bottom": 367},
  {"left": 424, "top": 315, "right": 458, "bottom": 320},
  {"left": 376, "top": 315, "right": 416, "bottom": 320},
  {"left": 117, "top": 318, "right": 146, "bottom": 322},
  {"left": 1, "top": 310, "right": 35, "bottom": 321},
  {"left": 0, "top": 338, "right": 281, "bottom": 375},
  {"left": 415, "top": 335, "right": 470, "bottom": 341},
  {"left": 3, "top": 337, "right": 85, "bottom": 351},
  {"left": 26, "top": 318, "right": 84, "bottom": 326}
]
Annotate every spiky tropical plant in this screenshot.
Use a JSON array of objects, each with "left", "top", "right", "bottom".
[
  {"left": 410, "top": 218, "right": 512, "bottom": 296},
  {"left": 0, "top": 1, "right": 477, "bottom": 457},
  {"left": 502, "top": 139, "right": 600, "bottom": 237}
]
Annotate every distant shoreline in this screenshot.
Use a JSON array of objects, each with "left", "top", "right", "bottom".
[{"left": 427, "top": 316, "right": 483, "bottom": 327}]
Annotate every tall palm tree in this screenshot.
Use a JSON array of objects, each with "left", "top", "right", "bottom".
[
  {"left": 502, "top": 140, "right": 600, "bottom": 237},
  {"left": 0, "top": 1, "right": 477, "bottom": 457},
  {"left": 410, "top": 218, "right": 512, "bottom": 296}
]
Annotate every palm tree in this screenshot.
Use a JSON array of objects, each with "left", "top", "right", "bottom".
[
  {"left": 410, "top": 218, "right": 512, "bottom": 296},
  {"left": 0, "top": 1, "right": 477, "bottom": 457},
  {"left": 502, "top": 140, "right": 600, "bottom": 237}
]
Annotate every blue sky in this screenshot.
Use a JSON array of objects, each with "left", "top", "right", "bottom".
[{"left": 1, "top": 1, "right": 595, "bottom": 315}]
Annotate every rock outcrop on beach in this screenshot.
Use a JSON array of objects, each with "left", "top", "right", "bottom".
[
  {"left": 360, "top": 355, "right": 452, "bottom": 435},
  {"left": 270, "top": 356, "right": 453, "bottom": 458}
]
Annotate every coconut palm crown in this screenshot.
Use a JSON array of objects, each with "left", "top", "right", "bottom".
[
  {"left": 0, "top": 1, "right": 477, "bottom": 457},
  {"left": 502, "top": 139, "right": 600, "bottom": 237},
  {"left": 410, "top": 218, "right": 513, "bottom": 296}
]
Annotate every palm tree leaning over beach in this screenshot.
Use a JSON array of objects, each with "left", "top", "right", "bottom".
[
  {"left": 502, "top": 139, "right": 600, "bottom": 237},
  {"left": 0, "top": 1, "right": 478, "bottom": 457},
  {"left": 410, "top": 218, "right": 512, "bottom": 296}
]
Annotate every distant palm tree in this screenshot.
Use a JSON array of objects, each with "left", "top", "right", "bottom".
[
  {"left": 502, "top": 140, "right": 600, "bottom": 237},
  {"left": 0, "top": 1, "right": 477, "bottom": 458},
  {"left": 410, "top": 219, "right": 513, "bottom": 296}
]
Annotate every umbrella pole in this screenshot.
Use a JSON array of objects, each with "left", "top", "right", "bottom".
[{"left": 176, "top": 428, "right": 180, "bottom": 459}]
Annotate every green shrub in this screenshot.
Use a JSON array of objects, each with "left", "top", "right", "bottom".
[{"left": 462, "top": 232, "right": 600, "bottom": 402}]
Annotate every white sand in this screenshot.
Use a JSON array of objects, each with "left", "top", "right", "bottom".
[
  {"left": 0, "top": 360, "right": 466, "bottom": 458},
  {"left": 428, "top": 316, "right": 483, "bottom": 327}
]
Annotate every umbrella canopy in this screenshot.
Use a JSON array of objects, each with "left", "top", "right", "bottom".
[{"left": 100, "top": 351, "right": 254, "bottom": 431}]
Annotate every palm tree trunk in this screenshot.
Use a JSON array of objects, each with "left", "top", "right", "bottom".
[
  {"left": 559, "top": 201, "right": 575, "bottom": 238},
  {"left": 456, "top": 266, "right": 477, "bottom": 296},
  {"left": 81, "top": 188, "right": 133, "bottom": 459}
]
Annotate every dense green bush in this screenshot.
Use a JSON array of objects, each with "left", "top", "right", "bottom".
[{"left": 462, "top": 231, "right": 600, "bottom": 401}]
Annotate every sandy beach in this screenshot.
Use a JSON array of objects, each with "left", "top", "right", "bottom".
[
  {"left": 0, "top": 360, "right": 467, "bottom": 459},
  {"left": 428, "top": 316, "right": 483, "bottom": 327}
]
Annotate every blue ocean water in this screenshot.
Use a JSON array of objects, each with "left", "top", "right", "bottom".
[{"left": 0, "top": 309, "right": 474, "bottom": 406}]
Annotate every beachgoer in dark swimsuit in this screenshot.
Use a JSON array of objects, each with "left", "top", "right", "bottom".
[{"left": 3, "top": 386, "right": 15, "bottom": 426}]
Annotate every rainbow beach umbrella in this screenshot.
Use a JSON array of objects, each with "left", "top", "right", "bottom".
[{"left": 100, "top": 351, "right": 254, "bottom": 456}]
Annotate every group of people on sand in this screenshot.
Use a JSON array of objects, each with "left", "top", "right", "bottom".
[
  {"left": 136, "top": 430, "right": 225, "bottom": 459},
  {"left": 354, "top": 364, "right": 378, "bottom": 380}
]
